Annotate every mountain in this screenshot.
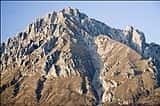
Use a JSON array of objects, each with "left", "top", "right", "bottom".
[{"left": 0, "top": 7, "right": 160, "bottom": 106}]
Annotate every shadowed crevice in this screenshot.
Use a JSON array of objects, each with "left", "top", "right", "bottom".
[
  {"left": 71, "top": 43, "right": 103, "bottom": 105},
  {"left": 55, "top": 65, "right": 61, "bottom": 77},
  {"left": 13, "top": 82, "right": 20, "bottom": 96},
  {"left": 44, "top": 50, "right": 61, "bottom": 74},
  {"left": 0, "top": 73, "right": 22, "bottom": 95},
  {"left": 80, "top": 76, "right": 88, "bottom": 94},
  {"left": 35, "top": 76, "right": 46, "bottom": 102}
]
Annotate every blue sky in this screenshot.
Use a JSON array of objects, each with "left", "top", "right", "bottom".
[{"left": 1, "top": 1, "right": 160, "bottom": 44}]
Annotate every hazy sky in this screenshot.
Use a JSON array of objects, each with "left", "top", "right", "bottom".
[{"left": 1, "top": 1, "right": 160, "bottom": 44}]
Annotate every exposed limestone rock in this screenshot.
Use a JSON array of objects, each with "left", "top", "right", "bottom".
[
  {"left": 95, "top": 35, "right": 158, "bottom": 105},
  {"left": 41, "top": 36, "right": 57, "bottom": 55},
  {"left": 122, "top": 26, "right": 146, "bottom": 54}
]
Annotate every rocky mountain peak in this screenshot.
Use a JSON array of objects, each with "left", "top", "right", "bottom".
[
  {"left": 1, "top": 7, "right": 160, "bottom": 106},
  {"left": 124, "top": 25, "right": 134, "bottom": 32},
  {"left": 62, "top": 7, "right": 80, "bottom": 16},
  {"left": 122, "top": 25, "right": 146, "bottom": 54}
]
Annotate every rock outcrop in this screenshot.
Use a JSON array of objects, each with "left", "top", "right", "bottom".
[{"left": 1, "top": 7, "right": 160, "bottom": 106}]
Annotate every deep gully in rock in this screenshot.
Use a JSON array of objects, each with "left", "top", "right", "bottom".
[{"left": 84, "top": 43, "right": 104, "bottom": 105}]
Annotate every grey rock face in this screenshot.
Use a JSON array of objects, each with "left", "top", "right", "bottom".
[
  {"left": 24, "top": 43, "right": 39, "bottom": 55},
  {"left": 144, "top": 43, "right": 160, "bottom": 62},
  {"left": 144, "top": 43, "right": 160, "bottom": 85},
  {"left": 44, "top": 50, "right": 60, "bottom": 74},
  {"left": 42, "top": 36, "right": 57, "bottom": 55},
  {"left": 122, "top": 26, "right": 146, "bottom": 54}
]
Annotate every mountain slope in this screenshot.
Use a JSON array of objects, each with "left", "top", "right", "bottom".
[{"left": 1, "top": 7, "right": 160, "bottom": 106}]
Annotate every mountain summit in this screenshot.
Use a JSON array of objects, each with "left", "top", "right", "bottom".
[{"left": 1, "top": 7, "right": 160, "bottom": 106}]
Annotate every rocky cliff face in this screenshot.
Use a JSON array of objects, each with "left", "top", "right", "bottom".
[{"left": 1, "top": 7, "right": 160, "bottom": 106}]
